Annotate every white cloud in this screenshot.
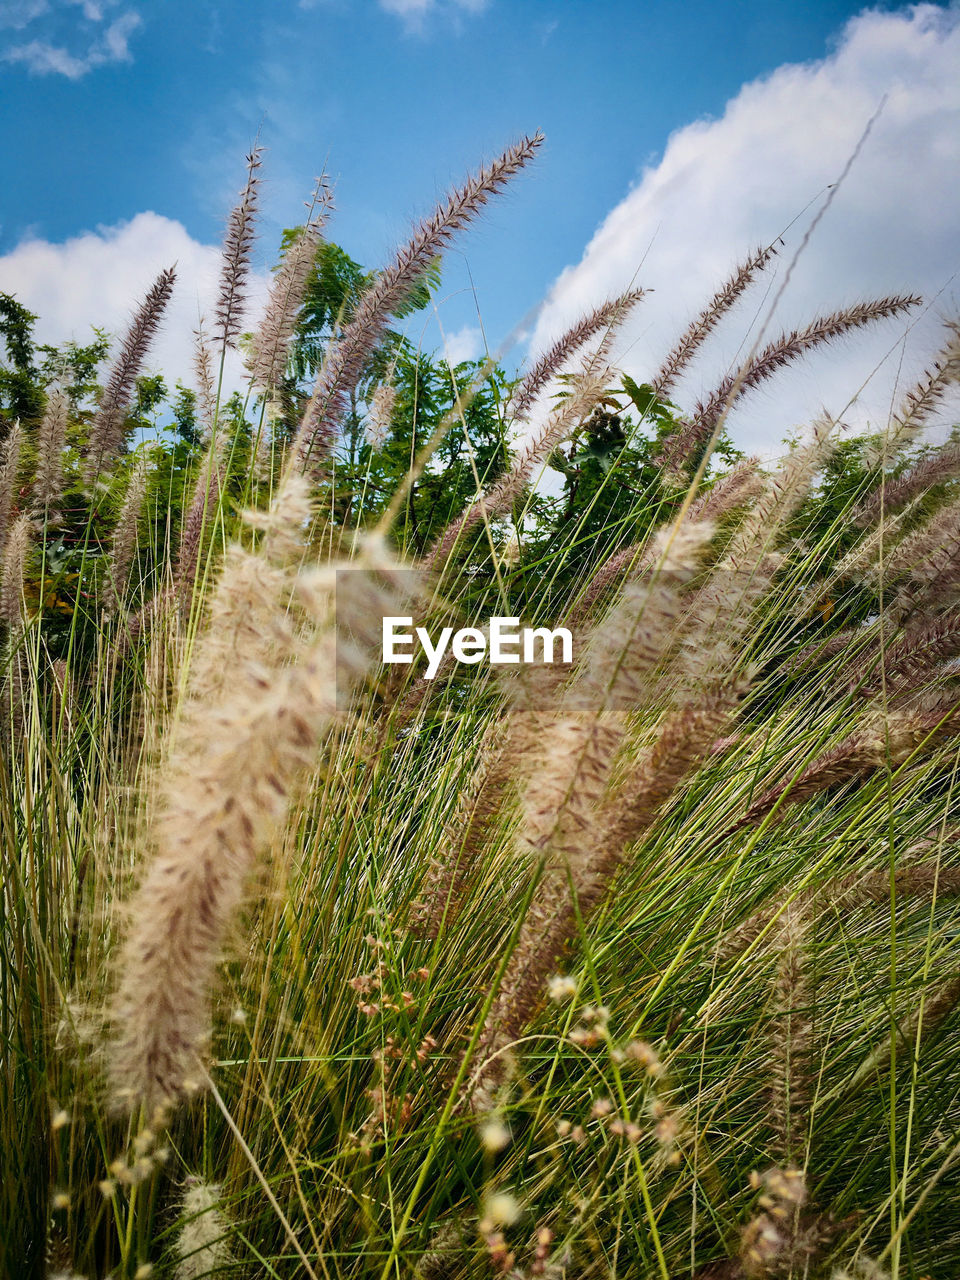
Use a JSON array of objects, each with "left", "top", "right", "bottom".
[
  {"left": 0, "top": 1, "right": 49, "bottom": 30},
  {"left": 1, "top": 2, "right": 139, "bottom": 77},
  {"left": 529, "top": 3, "right": 960, "bottom": 455},
  {"left": 0, "top": 212, "right": 271, "bottom": 398},
  {"left": 441, "top": 324, "right": 483, "bottom": 366},
  {"left": 67, "top": 0, "right": 106, "bottom": 18},
  {"left": 379, "top": 0, "right": 430, "bottom": 13},
  {"left": 378, "top": 0, "right": 488, "bottom": 26}
]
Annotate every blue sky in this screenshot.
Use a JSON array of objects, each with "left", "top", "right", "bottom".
[{"left": 2, "top": 0, "right": 959, "bottom": 450}]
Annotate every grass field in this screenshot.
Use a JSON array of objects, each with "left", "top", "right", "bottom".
[{"left": 2, "top": 135, "right": 960, "bottom": 1279}]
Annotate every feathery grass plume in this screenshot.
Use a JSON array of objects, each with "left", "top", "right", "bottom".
[
  {"left": 366, "top": 379, "right": 396, "bottom": 451},
  {"left": 85, "top": 267, "right": 177, "bottom": 482},
  {"left": 174, "top": 462, "right": 224, "bottom": 607},
  {"left": 651, "top": 244, "right": 777, "bottom": 397},
  {"left": 716, "top": 418, "right": 835, "bottom": 574},
  {"left": 871, "top": 318, "right": 960, "bottom": 462},
  {"left": 768, "top": 901, "right": 812, "bottom": 1164},
  {"left": 513, "top": 522, "right": 713, "bottom": 906},
  {"left": 733, "top": 696, "right": 960, "bottom": 835},
  {"left": 426, "top": 362, "right": 609, "bottom": 571},
  {"left": 881, "top": 493, "right": 960, "bottom": 620},
  {"left": 509, "top": 287, "right": 646, "bottom": 423},
  {"left": 856, "top": 612, "right": 960, "bottom": 696},
  {"left": 855, "top": 441, "right": 960, "bottom": 527},
  {"left": 572, "top": 520, "right": 717, "bottom": 714},
  {"left": 474, "top": 434, "right": 827, "bottom": 1087},
  {"left": 248, "top": 175, "right": 334, "bottom": 394},
  {"left": 1, "top": 514, "right": 31, "bottom": 731},
  {"left": 719, "top": 897, "right": 810, "bottom": 963},
  {"left": 295, "top": 132, "right": 544, "bottom": 469},
  {"left": 679, "top": 423, "right": 836, "bottom": 681},
  {"left": 658, "top": 295, "right": 921, "bottom": 469},
  {"left": 476, "top": 682, "right": 743, "bottom": 1095},
  {"left": 569, "top": 458, "right": 762, "bottom": 624},
  {"left": 688, "top": 457, "right": 765, "bottom": 522},
  {"left": 721, "top": 852, "right": 960, "bottom": 960},
  {"left": 109, "top": 483, "right": 416, "bottom": 1109},
  {"left": 1, "top": 513, "right": 31, "bottom": 630},
  {"left": 473, "top": 525, "right": 728, "bottom": 1087},
  {"left": 830, "top": 860, "right": 960, "bottom": 908},
  {"left": 0, "top": 420, "right": 23, "bottom": 555},
  {"left": 106, "top": 454, "right": 148, "bottom": 612},
  {"left": 33, "top": 386, "right": 69, "bottom": 513},
  {"left": 600, "top": 683, "right": 745, "bottom": 862},
  {"left": 174, "top": 1180, "right": 232, "bottom": 1279},
  {"left": 740, "top": 1167, "right": 812, "bottom": 1278},
  {"left": 193, "top": 326, "right": 217, "bottom": 441},
  {"left": 831, "top": 1263, "right": 890, "bottom": 1280},
  {"left": 214, "top": 145, "right": 263, "bottom": 352}
]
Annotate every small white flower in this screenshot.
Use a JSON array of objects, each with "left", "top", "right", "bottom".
[
  {"left": 484, "top": 1191, "right": 521, "bottom": 1227},
  {"left": 547, "top": 974, "right": 578, "bottom": 1002},
  {"left": 480, "top": 1118, "right": 511, "bottom": 1153}
]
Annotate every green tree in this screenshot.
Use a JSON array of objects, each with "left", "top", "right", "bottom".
[
  {"left": 332, "top": 338, "right": 510, "bottom": 556},
  {"left": 0, "top": 293, "right": 43, "bottom": 431}
]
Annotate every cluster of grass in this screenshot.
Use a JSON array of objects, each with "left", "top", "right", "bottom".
[{"left": 2, "top": 135, "right": 960, "bottom": 1280}]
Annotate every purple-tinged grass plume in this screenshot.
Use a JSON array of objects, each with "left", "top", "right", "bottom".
[
  {"left": 659, "top": 295, "right": 920, "bottom": 470},
  {"left": 651, "top": 244, "right": 777, "bottom": 397},
  {"left": 0, "top": 421, "right": 23, "bottom": 555},
  {"left": 34, "top": 387, "right": 69, "bottom": 514},
  {"left": 295, "top": 132, "right": 544, "bottom": 470},
  {"left": 510, "top": 288, "right": 646, "bottom": 423},
  {"left": 248, "top": 175, "right": 334, "bottom": 395},
  {"left": 85, "top": 267, "right": 177, "bottom": 482},
  {"left": 214, "top": 146, "right": 263, "bottom": 352}
]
